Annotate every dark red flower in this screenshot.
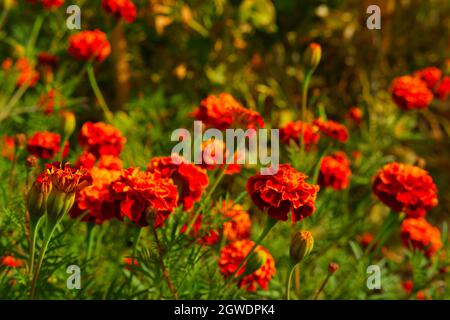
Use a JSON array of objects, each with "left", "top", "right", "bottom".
[
  {"left": 246, "top": 164, "right": 319, "bottom": 222},
  {"left": 102, "top": 0, "right": 137, "bottom": 23},
  {"left": 147, "top": 155, "right": 208, "bottom": 210},
  {"left": 313, "top": 118, "right": 349, "bottom": 143},
  {"left": 345, "top": 107, "right": 363, "bottom": 126},
  {"left": 78, "top": 122, "right": 126, "bottom": 158},
  {"left": 391, "top": 76, "right": 433, "bottom": 110},
  {"left": 219, "top": 240, "right": 275, "bottom": 291},
  {"left": 27, "top": 131, "right": 64, "bottom": 159},
  {"left": 110, "top": 168, "right": 179, "bottom": 228},
  {"left": 401, "top": 218, "right": 442, "bottom": 258},
  {"left": 372, "top": 162, "right": 438, "bottom": 218},
  {"left": 279, "top": 121, "right": 320, "bottom": 150},
  {"left": 434, "top": 76, "right": 450, "bottom": 100},
  {"left": 68, "top": 30, "right": 111, "bottom": 63},
  {"left": 414, "top": 67, "right": 442, "bottom": 90},
  {"left": 318, "top": 151, "right": 351, "bottom": 191}
]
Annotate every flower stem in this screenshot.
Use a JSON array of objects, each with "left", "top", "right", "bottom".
[
  {"left": 87, "top": 64, "right": 113, "bottom": 122},
  {"left": 285, "top": 263, "right": 297, "bottom": 300},
  {"left": 126, "top": 227, "right": 142, "bottom": 297},
  {"left": 313, "top": 273, "right": 331, "bottom": 300}
]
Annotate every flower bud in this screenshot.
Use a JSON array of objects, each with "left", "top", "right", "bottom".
[
  {"left": 303, "top": 43, "right": 321, "bottom": 71},
  {"left": 328, "top": 262, "right": 339, "bottom": 274},
  {"left": 26, "top": 155, "right": 38, "bottom": 168},
  {"left": 26, "top": 174, "right": 52, "bottom": 226},
  {"left": 60, "top": 111, "right": 76, "bottom": 139},
  {"left": 290, "top": 230, "right": 314, "bottom": 264},
  {"left": 46, "top": 189, "right": 76, "bottom": 223},
  {"left": 14, "top": 133, "right": 26, "bottom": 148},
  {"left": 242, "top": 250, "right": 267, "bottom": 277}
]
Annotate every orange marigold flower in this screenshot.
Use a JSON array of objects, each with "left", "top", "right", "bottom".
[
  {"left": 1, "top": 136, "right": 15, "bottom": 161},
  {"left": 199, "top": 139, "right": 241, "bottom": 175},
  {"left": 79, "top": 122, "right": 126, "bottom": 157},
  {"left": 38, "top": 88, "right": 65, "bottom": 115},
  {"left": 318, "top": 151, "right": 352, "bottom": 191},
  {"left": 1, "top": 256, "right": 23, "bottom": 268},
  {"left": 313, "top": 118, "right": 349, "bottom": 143},
  {"left": 391, "top": 76, "right": 433, "bottom": 110},
  {"left": 110, "top": 168, "right": 179, "bottom": 228},
  {"left": 75, "top": 151, "right": 97, "bottom": 169},
  {"left": 102, "top": 0, "right": 137, "bottom": 23},
  {"left": 219, "top": 240, "right": 275, "bottom": 291},
  {"left": 414, "top": 67, "right": 442, "bottom": 90},
  {"left": 14, "top": 58, "right": 39, "bottom": 87},
  {"left": 220, "top": 200, "right": 251, "bottom": 242},
  {"left": 68, "top": 30, "right": 111, "bottom": 63},
  {"left": 192, "top": 93, "right": 265, "bottom": 130},
  {"left": 246, "top": 164, "right": 319, "bottom": 222},
  {"left": 345, "top": 107, "right": 363, "bottom": 126},
  {"left": 401, "top": 218, "right": 442, "bottom": 258},
  {"left": 45, "top": 162, "right": 92, "bottom": 194},
  {"left": 147, "top": 155, "right": 208, "bottom": 210},
  {"left": 70, "top": 167, "right": 122, "bottom": 224},
  {"left": 279, "top": 121, "right": 320, "bottom": 150},
  {"left": 434, "top": 76, "right": 450, "bottom": 100},
  {"left": 27, "top": 131, "right": 65, "bottom": 159},
  {"left": 98, "top": 155, "right": 123, "bottom": 171},
  {"left": 372, "top": 162, "right": 438, "bottom": 218}
]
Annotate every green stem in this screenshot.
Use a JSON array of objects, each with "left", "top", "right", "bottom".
[
  {"left": 285, "top": 263, "right": 297, "bottom": 300},
  {"left": 87, "top": 65, "right": 113, "bottom": 122},
  {"left": 127, "top": 227, "right": 142, "bottom": 297},
  {"left": 313, "top": 273, "right": 331, "bottom": 300},
  {"left": 29, "top": 217, "right": 43, "bottom": 276}
]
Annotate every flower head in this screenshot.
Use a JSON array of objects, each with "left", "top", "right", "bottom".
[
  {"left": 219, "top": 240, "right": 275, "bottom": 291},
  {"left": 401, "top": 218, "right": 442, "bottom": 258},
  {"left": 414, "top": 67, "right": 442, "bottom": 90},
  {"left": 198, "top": 139, "right": 242, "bottom": 175},
  {"left": 246, "top": 164, "right": 319, "bottom": 222},
  {"left": 279, "top": 121, "right": 320, "bottom": 150},
  {"left": 27, "top": 131, "right": 65, "bottom": 160},
  {"left": 192, "top": 93, "right": 264, "bottom": 130},
  {"left": 313, "top": 118, "right": 349, "bottom": 143},
  {"left": 1, "top": 256, "right": 23, "bottom": 268},
  {"left": 14, "top": 58, "right": 39, "bottom": 87},
  {"left": 435, "top": 76, "right": 450, "bottom": 100},
  {"left": 68, "top": 30, "right": 111, "bottom": 63},
  {"left": 110, "top": 168, "right": 179, "bottom": 228},
  {"left": 78, "top": 122, "right": 126, "bottom": 157},
  {"left": 147, "top": 155, "right": 208, "bottom": 210},
  {"left": 318, "top": 151, "right": 352, "bottom": 191},
  {"left": 345, "top": 107, "right": 363, "bottom": 126},
  {"left": 372, "top": 162, "right": 438, "bottom": 218},
  {"left": 102, "top": 0, "right": 137, "bottom": 23},
  {"left": 391, "top": 76, "right": 433, "bottom": 110}
]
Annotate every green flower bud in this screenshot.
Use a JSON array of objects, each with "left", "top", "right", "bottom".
[
  {"left": 303, "top": 43, "right": 322, "bottom": 71},
  {"left": 26, "top": 174, "right": 52, "bottom": 227},
  {"left": 60, "top": 111, "right": 76, "bottom": 139},
  {"left": 290, "top": 230, "right": 314, "bottom": 264}
]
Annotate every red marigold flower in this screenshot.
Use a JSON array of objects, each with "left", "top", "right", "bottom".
[
  {"left": 68, "top": 30, "right": 111, "bottom": 63},
  {"left": 372, "top": 162, "right": 438, "bottom": 218},
  {"left": 38, "top": 88, "right": 65, "bottom": 115},
  {"left": 1, "top": 256, "right": 23, "bottom": 268},
  {"left": 70, "top": 167, "right": 122, "bottom": 224},
  {"left": 219, "top": 240, "right": 275, "bottom": 291},
  {"left": 75, "top": 151, "right": 97, "bottom": 169},
  {"left": 246, "top": 164, "right": 319, "bottom": 222},
  {"left": 402, "top": 280, "right": 414, "bottom": 294},
  {"left": 401, "top": 218, "right": 442, "bottom": 258},
  {"left": 102, "top": 0, "right": 137, "bottom": 23},
  {"left": 390, "top": 76, "right": 433, "bottom": 110},
  {"left": 78, "top": 122, "right": 126, "bottom": 158},
  {"left": 1, "top": 136, "right": 15, "bottom": 161},
  {"left": 313, "top": 118, "right": 349, "bottom": 143},
  {"left": 14, "top": 58, "right": 39, "bottom": 87},
  {"left": 98, "top": 155, "right": 123, "bottom": 171},
  {"left": 318, "top": 151, "right": 352, "bottom": 191},
  {"left": 220, "top": 200, "right": 251, "bottom": 242},
  {"left": 27, "top": 131, "right": 63, "bottom": 159},
  {"left": 192, "top": 93, "right": 265, "bottom": 130},
  {"left": 345, "top": 107, "right": 363, "bottom": 126},
  {"left": 279, "top": 121, "right": 320, "bottom": 150},
  {"left": 110, "top": 168, "right": 179, "bottom": 228},
  {"left": 199, "top": 139, "right": 242, "bottom": 175},
  {"left": 45, "top": 162, "right": 93, "bottom": 194},
  {"left": 434, "top": 76, "right": 450, "bottom": 100},
  {"left": 414, "top": 67, "right": 442, "bottom": 90},
  {"left": 147, "top": 155, "right": 208, "bottom": 210},
  {"left": 180, "top": 215, "right": 220, "bottom": 246},
  {"left": 123, "top": 257, "right": 139, "bottom": 270}
]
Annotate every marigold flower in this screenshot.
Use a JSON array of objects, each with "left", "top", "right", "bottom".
[
  {"left": 246, "top": 164, "right": 319, "bottom": 222},
  {"left": 78, "top": 122, "right": 126, "bottom": 157},
  {"left": 390, "top": 76, "right": 433, "bottom": 110},
  {"left": 290, "top": 230, "right": 314, "bottom": 264},
  {"left": 123, "top": 257, "right": 139, "bottom": 270},
  {"left": 313, "top": 118, "right": 349, "bottom": 143},
  {"left": 192, "top": 93, "right": 265, "bottom": 130},
  {"left": 98, "top": 155, "right": 123, "bottom": 171},
  {"left": 1, "top": 256, "right": 23, "bottom": 268},
  {"left": 434, "top": 76, "right": 450, "bottom": 100},
  {"left": 102, "top": 0, "right": 137, "bottom": 23},
  {"left": 400, "top": 218, "right": 442, "bottom": 258},
  {"left": 180, "top": 215, "right": 220, "bottom": 246},
  {"left": 198, "top": 139, "right": 242, "bottom": 175},
  {"left": 110, "top": 168, "right": 179, "bottom": 228},
  {"left": 220, "top": 201, "right": 251, "bottom": 242},
  {"left": 27, "top": 131, "right": 66, "bottom": 160},
  {"left": 68, "top": 30, "right": 111, "bottom": 63},
  {"left": 219, "top": 240, "right": 275, "bottom": 291},
  {"left": 414, "top": 67, "right": 442, "bottom": 90},
  {"left": 14, "top": 58, "right": 39, "bottom": 87},
  {"left": 318, "top": 151, "right": 352, "bottom": 191},
  {"left": 345, "top": 107, "right": 363, "bottom": 126},
  {"left": 147, "top": 155, "right": 208, "bottom": 210},
  {"left": 356, "top": 232, "right": 374, "bottom": 249},
  {"left": 372, "top": 162, "right": 438, "bottom": 218},
  {"left": 75, "top": 151, "right": 97, "bottom": 169},
  {"left": 70, "top": 167, "right": 122, "bottom": 224},
  {"left": 38, "top": 88, "right": 65, "bottom": 115},
  {"left": 279, "top": 121, "right": 320, "bottom": 150},
  {"left": 1, "top": 136, "right": 15, "bottom": 161}
]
